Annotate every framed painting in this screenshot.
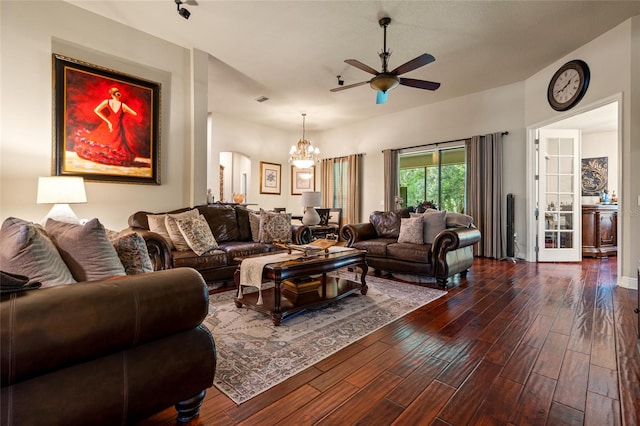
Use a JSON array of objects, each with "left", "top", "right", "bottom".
[
  {"left": 53, "top": 54, "right": 161, "bottom": 184},
  {"left": 260, "top": 161, "right": 281, "bottom": 194},
  {"left": 581, "top": 156, "right": 608, "bottom": 196},
  {"left": 291, "top": 165, "right": 315, "bottom": 195}
]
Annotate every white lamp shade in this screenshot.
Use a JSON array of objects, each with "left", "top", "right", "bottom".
[
  {"left": 300, "top": 191, "right": 321, "bottom": 207},
  {"left": 37, "top": 177, "right": 87, "bottom": 204}
]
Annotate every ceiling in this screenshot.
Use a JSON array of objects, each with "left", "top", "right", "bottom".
[{"left": 66, "top": 1, "right": 640, "bottom": 132}]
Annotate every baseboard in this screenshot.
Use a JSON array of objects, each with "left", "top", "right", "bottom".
[{"left": 619, "top": 275, "right": 638, "bottom": 290}]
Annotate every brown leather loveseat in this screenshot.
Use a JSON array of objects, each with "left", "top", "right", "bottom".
[
  {"left": 128, "top": 204, "right": 311, "bottom": 289},
  {"left": 342, "top": 209, "right": 481, "bottom": 288},
  {"left": 0, "top": 268, "right": 216, "bottom": 425}
]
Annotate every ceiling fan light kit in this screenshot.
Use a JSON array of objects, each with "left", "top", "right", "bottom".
[{"left": 330, "top": 16, "right": 440, "bottom": 104}]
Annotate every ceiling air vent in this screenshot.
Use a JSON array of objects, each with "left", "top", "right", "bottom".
[{"left": 255, "top": 96, "right": 269, "bottom": 103}]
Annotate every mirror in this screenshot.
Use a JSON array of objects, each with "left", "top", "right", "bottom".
[{"left": 219, "top": 151, "right": 251, "bottom": 203}]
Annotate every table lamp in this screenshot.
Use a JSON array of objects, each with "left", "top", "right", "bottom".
[
  {"left": 37, "top": 176, "right": 87, "bottom": 224},
  {"left": 301, "top": 191, "right": 322, "bottom": 226}
]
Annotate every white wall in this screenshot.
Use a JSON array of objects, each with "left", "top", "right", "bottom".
[
  {"left": 524, "top": 18, "right": 639, "bottom": 287},
  {"left": 0, "top": 1, "right": 204, "bottom": 231}
]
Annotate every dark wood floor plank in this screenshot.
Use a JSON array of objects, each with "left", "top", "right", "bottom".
[
  {"left": 584, "top": 391, "right": 621, "bottom": 426},
  {"left": 136, "top": 258, "right": 639, "bottom": 426},
  {"left": 390, "top": 380, "right": 456, "bottom": 425},
  {"left": 554, "top": 349, "right": 590, "bottom": 412},
  {"left": 509, "top": 372, "right": 556, "bottom": 425},
  {"left": 315, "top": 372, "right": 403, "bottom": 425},
  {"left": 437, "top": 359, "right": 503, "bottom": 425}
]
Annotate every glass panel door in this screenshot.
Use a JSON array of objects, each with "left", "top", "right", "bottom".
[{"left": 538, "top": 129, "right": 581, "bottom": 262}]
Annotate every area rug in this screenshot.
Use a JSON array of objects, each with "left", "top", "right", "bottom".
[{"left": 202, "top": 270, "right": 447, "bottom": 404}]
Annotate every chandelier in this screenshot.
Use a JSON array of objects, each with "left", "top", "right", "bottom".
[{"left": 289, "top": 113, "right": 319, "bottom": 169}]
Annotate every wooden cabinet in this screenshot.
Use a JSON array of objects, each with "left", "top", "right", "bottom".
[{"left": 581, "top": 204, "right": 617, "bottom": 258}]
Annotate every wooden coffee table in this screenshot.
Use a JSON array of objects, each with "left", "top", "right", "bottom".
[{"left": 234, "top": 249, "right": 367, "bottom": 325}]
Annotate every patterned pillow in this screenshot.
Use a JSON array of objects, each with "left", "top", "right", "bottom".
[
  {"left": 0, "top": 217, "right": 76, "bottom": 287},
  {"left": 259, "top": 209, "right": 292, "bottom": 243},
  {"left": 106, "top": 230, "right": 153, "bottom": 275},
  {"left": 147, "top": 213, "right": 174, "bottom": 249},
  {"left": 397, "top": 216, "right": 424, "bottom": 244},
  {"left": 164, "top": 208, "right": 199, "bottom": 251},
  {"left": 45, "top": 218, "right": 126, "bottom": 282},
  {"left": 176, "top": 215, "right": 218, "bottom": 256}
]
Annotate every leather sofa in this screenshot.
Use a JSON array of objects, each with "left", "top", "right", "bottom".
[
  {"left": 128, "top": 204, "right": 312, "bottom": 289},
  {"left": 341, "top": 210, "right": 481, "bottom": 288},
  {"left": 0, "top": 267, "right": 216, "bottom": 425}
]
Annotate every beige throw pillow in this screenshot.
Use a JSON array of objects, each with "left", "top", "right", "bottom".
[
  {"left": 0, "top": 217, "right": 76, "bottom": 287},
  {"left": 249, "top": 212, "right": 261, "bottom": 242},
  {"left": 45, "top": 218, "right": 126, "bottom": 282},
  {"left": 164, "top": 208, "right": 199, "bottom": 251},
  {"left": 398, "top": 216, "right": 424, "bottom": 244},
  {"left": 147, "top": 213, "right": 174, "bottom": 249},
  {"left": 411, "top": 210, "right": 447, "bottom": 244},
  {"left": 176, "top": 215, "right": 218, "bottom": 256}
]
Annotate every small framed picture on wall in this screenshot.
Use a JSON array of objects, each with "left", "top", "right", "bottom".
[
  {"left": 291, "top": 166, "right": 315, "bottom": 195},
  {"left": 260, "top": 161, "right": 281, "bottom": 194}
]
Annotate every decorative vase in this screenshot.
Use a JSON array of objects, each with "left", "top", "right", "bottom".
[{"left": 232, "top": 193, "right": 245, "bottom": 204}]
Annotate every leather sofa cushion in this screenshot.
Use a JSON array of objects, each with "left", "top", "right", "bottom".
[
  {"left": 369, "top": 211, "right": 401, "bottom": 238},
  {"left": 351, "top": 238, "right": 396, "bottom": 257},
  {"left": 386, "top": 242, "right": 433, "bottom": 263},
  {"left": 197, "top": 205, "right": 240, "bottom": 242},
  {"left": 172, "top": 249, "right": 228, "bottom": 269},
  {"left": 217, "top": 241, "right": 271, "bottom": 262},
  {"left": 235, "top": 207, "right": 254, "bottom": 241}
]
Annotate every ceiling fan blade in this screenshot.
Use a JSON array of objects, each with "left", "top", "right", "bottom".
[
  {"left": 391, "top": 53, "right": 435, "bottom": 75},
  {"left": 345, "top": 59, "right": 379, "bottom": 75},
  {"left": 399, "top": 78, "right": 441, "bottom": 91},
  {"left": 376, "top": 91, "right": 388, "bottom": 104},
  {"left": 330, "top": 81, "right": 369, "bottom": 92}
]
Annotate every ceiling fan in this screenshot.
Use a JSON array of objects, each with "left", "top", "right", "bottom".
[{"left": 330, "top": 17, "right": 440, "bottom": 104}]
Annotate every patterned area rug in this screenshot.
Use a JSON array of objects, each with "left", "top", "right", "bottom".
[{"left": 203, "top": 270, "right": 447, "bottom": 404}]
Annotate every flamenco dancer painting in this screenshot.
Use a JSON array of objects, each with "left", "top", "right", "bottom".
[{"left": 73, "top": 87, "right": 139, "bottom": 166}]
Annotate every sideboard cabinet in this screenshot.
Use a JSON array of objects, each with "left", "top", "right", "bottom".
[{"left": 581, "top": 204, "right": 617, "bottom": 258}]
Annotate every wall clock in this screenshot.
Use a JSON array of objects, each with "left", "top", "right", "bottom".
[{"left": 547, "top": 59, "right": 590, "bottom": 111}]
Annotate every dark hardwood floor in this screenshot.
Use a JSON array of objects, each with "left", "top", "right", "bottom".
[{"left": 139, "top": 257, "right": 640, "bottom": 425}]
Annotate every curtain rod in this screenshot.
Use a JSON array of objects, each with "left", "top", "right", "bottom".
[
  {"left": 321, "top": 152, "right": 366, "bottom": 161},
  {"left": 383, "top": 131, "right": 509, "bottom": 153}
]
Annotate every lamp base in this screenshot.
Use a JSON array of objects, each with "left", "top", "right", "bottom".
[
  {"left": 302, "top": 207, "right": 320, "bottom": 226},
  {"left": 42, "top": 204, "right": 80, "bottom": 224}
]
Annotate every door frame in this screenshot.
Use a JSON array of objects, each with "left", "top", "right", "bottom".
[{"left": 525, "top": 94, "right": 622, "bottom": 275}]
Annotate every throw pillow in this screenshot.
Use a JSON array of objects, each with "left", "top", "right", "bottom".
[
  {"left": 164, "top": 208, "right": 199, "bottom": 251},
  {"left": 176, "top": 214, "right": 219, "bottom": 256},
  {"left": 0, "top": 217, "right": 76, "bottom": 287},
  {"left": 446, "top": 212, "right": 474, "bottom": 228},
  {"left": 369, "top": 211, "right": 401, "bottom": 238},
  {"left": 45, "top": 218, "right": 126, "bottom": 282},
  {"left": 249, "top": 211, "right": 261, "bottom": 242},
  {"left": 147, "top": 213, "right": 174, "bottom": 249},
  {"left": 411, "top": 210, "right": 447, "bottom": 244},
  {"left": 106, "top": 229, "right": 153, "bottom": 275},
  {"left": 397, "top": 216, "right": 424, "bottom": 244},
  {"left": 259, "top": 209, "right": 292, "bottom": 243}
]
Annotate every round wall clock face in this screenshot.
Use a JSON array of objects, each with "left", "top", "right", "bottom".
[{"left": 547, "top": 60, "right": 590, "bottom": 111}]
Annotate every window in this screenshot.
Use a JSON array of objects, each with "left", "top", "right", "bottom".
[
  {"left": 399, "top": 146, "right": 466, "bottom": 213},
  {"left": 332, "top": 158, "right": 347, "bottom": 209}
]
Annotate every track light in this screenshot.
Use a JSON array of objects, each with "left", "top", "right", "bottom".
[
  {"left": 175, "top": 0, "right": 190, "bottom": 19},
  {"left": 337, "top": 75, "right": 344, "bottom": 86}
]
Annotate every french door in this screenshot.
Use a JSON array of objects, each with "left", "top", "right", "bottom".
[{"left": 537, "top": 129, "right": 581, "bottom": 262}]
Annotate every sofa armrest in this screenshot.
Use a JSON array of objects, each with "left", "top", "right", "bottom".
[
  {"left": 292, "top": 224, "right": 312, "bottom": 245},
  {"left": 1, "top": 268, "right": 208, "bottom": 386},
  {"left": 129, "top": 227, "right": 173, "bottom": 271},
  {"left": 431, "top": 227, "right": 481, "bottom": 275},
  {"left": 341, "top": 223, "right": 377, "bottom": 246}
]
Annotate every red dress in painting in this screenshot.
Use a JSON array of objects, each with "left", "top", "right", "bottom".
[{"left": 73, "top": 101, "right": 137, "bottom": 166}]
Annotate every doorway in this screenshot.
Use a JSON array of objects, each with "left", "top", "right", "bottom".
[{"left": 527, "top": 99, "right": 621, "bottom": 265}]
